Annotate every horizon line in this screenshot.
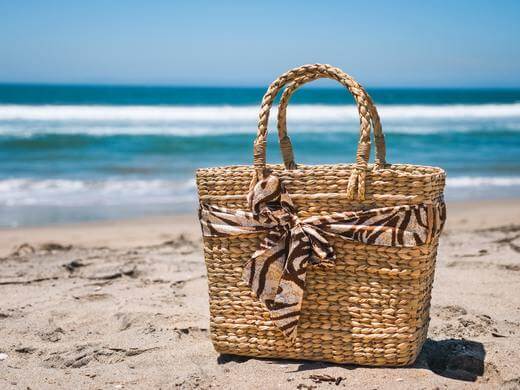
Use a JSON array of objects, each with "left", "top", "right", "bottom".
[{"left": 1, "top": 81, "right": 520, "bottom": 90}]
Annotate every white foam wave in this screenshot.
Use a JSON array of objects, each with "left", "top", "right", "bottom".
[
  {"left": 2, "top": 176, "right": 520, "bottom": 208},
  {"left": 447, "top": 176, "right": 520, "bottom": 188},
  {"left": 0, "top": 103, "right": 519, "bottom": 136},
  {"left": 0, "top": 178, "right": 196, "bottom": 207},
  {"left": 0, "top": 103, "right": 520, "bottom": 122}
]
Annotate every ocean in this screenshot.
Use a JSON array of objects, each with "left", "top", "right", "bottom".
[{"left": 1, "top": 84, "right": 520, "bottom": 227}]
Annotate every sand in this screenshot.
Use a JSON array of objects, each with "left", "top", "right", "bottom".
[{"left": 1, "top": 199, "right": 520, "bottom": 389}]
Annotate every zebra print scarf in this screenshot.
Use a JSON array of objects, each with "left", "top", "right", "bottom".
[{"left": 199, "top": 173, "right": 446, "bottom": 340}]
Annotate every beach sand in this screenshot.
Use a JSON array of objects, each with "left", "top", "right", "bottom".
[{"left": 1, "top": 199, "right": 519, "bottom": 389}]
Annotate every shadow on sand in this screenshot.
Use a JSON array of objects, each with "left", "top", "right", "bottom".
[
  {"left": 414, "top": 338, "right": 485, "bottom": 381},
  {"left": 217, "top": 338, "right": 486, "bottom": 383}
]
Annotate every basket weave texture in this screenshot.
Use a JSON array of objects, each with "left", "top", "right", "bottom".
[{"left": 196, "top": 64, "right": 446, "bottom": 366}]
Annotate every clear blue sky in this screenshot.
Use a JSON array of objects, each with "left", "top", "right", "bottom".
[{"left": 1, "top": 0, "right": 519, "bottom": 87}]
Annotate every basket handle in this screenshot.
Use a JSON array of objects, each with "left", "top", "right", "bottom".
[
  {"left": 253, "top": 64, "right": 386, "bottom": 200},
  {"left": 277, "top": 75, "right": 386, "bottom": 170}
]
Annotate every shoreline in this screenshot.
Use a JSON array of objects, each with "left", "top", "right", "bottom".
[{"left": 1, "top": 198, "right": 520, "bottom": 256}]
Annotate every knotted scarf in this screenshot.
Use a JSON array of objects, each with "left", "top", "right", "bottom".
[{"left": 199, "top": 173, "right": 446, "bottom": 340}]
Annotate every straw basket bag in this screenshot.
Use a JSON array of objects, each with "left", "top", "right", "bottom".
[{"left": 196, "top": 64, "right": 446, "bottom": 366}]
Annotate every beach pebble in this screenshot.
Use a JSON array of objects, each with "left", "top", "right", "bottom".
[{"left": 0, "top": 353, "right": 8, "bottom": 361}]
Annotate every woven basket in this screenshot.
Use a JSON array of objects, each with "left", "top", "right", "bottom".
[{"left": 196, "top": 64, "right": 446, "bottom": 366}]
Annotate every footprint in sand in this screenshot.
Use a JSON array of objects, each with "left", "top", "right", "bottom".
[
  {"left": 447, "top": 259, "right": 520, "bottom": 272},
  {"left": 430, "top": 305, "right": 516, "bottom": 339},
  {"left": 433, "top": 304, "right": 467, "bottom": 320}
]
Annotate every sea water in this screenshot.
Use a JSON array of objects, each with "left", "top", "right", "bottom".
[{"left": 1, "top": 85, "right": 519, "bottom": 227}]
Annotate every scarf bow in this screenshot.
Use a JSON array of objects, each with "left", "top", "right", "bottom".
[{"left": 200, "top": 173, "right": 445, "bottom": 341}]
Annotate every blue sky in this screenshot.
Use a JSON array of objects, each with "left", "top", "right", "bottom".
[{"left": 0, "top": 0, "right": 519, "bottom": 87}]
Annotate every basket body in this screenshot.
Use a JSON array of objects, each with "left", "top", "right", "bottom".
[{"left": 197, "top": 163, "right": 445, "bottom": 366}]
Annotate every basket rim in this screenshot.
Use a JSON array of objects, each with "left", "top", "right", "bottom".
[{"left": 197, "top": 163, "right": 446, "bottom": 178}]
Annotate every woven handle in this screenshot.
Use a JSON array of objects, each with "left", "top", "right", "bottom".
[
  {"left": 253, "top": 64, "right": 386, "bottom": 200},
  {"left": 277, "top": 75, "right": 386, "bottom": 170}
]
